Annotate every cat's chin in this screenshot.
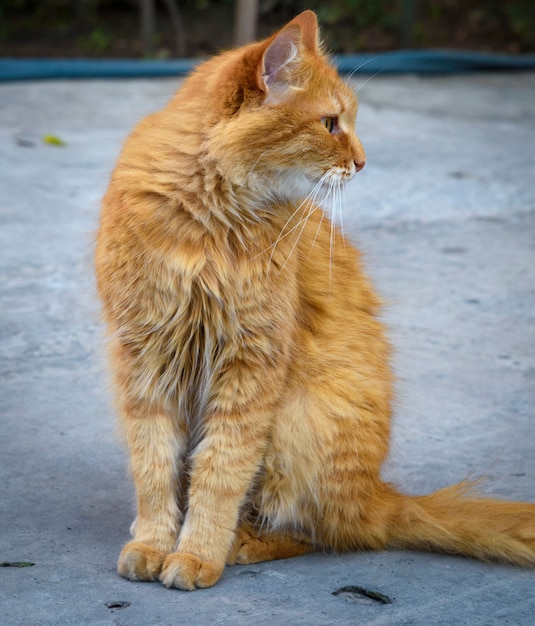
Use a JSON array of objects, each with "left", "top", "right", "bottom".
[
  {"left": 253, "top": 173, "right": 317, "bottom": 206},
  {"left": 266, "top": 175, "right": 351, "bottom": 215}
]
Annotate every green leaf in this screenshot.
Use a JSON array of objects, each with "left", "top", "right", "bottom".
[{"left": 43, "top": 134, "right": 66, "bottom": 147}]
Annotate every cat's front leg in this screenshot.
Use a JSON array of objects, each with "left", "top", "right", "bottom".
[
  {"left": 159, "top": 409, "right": 270, "bottom": 590},
  {"left": 117, "top": 404, "right": 185, "bottom": 582}
]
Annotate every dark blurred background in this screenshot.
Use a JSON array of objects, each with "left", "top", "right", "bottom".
[{"left": 1, "top": 0, "right": 533, "bottom": 59}]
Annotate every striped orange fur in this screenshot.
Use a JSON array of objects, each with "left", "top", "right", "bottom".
[{"left": 95, "top": 11, "right": 534, "bottom": 590}]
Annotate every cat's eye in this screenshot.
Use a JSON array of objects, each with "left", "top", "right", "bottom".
[{"left": 321, "top": 116, "right": 337, "bottom": 133}]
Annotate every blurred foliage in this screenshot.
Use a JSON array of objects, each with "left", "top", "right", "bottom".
[
  {"left": 1, "top": 0, "right": 533, "bottom": 55},
  {"left": 310, "top": 0, "right": 395, "bottom": 28}
]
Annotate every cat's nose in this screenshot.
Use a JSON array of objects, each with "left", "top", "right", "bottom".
[{"left": 354, "top": 159, "right": 366, "bottom": 173}]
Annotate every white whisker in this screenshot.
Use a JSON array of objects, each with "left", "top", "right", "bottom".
[
  {"left": 278, "top": 201, "right": 316, "bottom": 273},
  {"left": 344, "top": 56, "right": 379, "bottom": 83},
  {"left": 253, "top": 171, "right": 330, "bottom": 261},
  {"left": 249, "top": 167, "right": 345, "bottom": 282},
  {"left": 329, "top": 179, "right": 339, "bottom": 290},
  {"left": 309, "top": 200, "right": 327, "bottom": 253},
  {"left": 354, "top": 68, "right": 384, "bottom": 95},
  {"left": 338, "top": 179, "right": 347, "bottom": 250},
  {"left": 276, "top": 174, "right": 332, "bottom": 272},
  {"left": 245, "top": 148, "right": 271, "bottom": 182}
]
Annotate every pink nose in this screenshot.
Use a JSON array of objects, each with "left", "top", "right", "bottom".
[{"left": 354, "top": 159, "right": 366, "bottom": 173}]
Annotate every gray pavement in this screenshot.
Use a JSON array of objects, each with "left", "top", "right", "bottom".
[{"left": 1, "top": 72, "right": 534, "bottom": 625}]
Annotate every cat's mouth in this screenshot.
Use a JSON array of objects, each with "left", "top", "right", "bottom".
[{"left": 319, "top": 166, "right": 356, "bottom": 187}]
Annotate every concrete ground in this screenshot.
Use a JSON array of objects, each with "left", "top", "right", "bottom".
[{"left": 1, "top": 72, "right": 534, "bottom": 625}]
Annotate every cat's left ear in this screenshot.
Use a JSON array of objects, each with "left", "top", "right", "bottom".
[{"left": 258, "top": 10, "right": 318, "bottom": 102}]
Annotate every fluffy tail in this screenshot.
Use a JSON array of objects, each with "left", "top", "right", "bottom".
[{"left": 387, "top": 482, "right": 535, "bottom": 566}]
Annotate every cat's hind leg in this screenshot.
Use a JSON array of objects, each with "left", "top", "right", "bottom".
[
  {"left": 117, "top": 402, "right": 185, "bottom": 582},
  {"left": 227, "top": 525, "right": 315, "bottom": 565}
]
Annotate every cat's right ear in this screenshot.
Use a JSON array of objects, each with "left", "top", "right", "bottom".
[{"left": 257, "top": 11, "right": 318, "bottom": 103}]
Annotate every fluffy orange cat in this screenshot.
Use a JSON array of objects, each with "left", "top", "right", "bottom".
[{"left": 95, "top": 11, "right": 534, "bottom": 590}]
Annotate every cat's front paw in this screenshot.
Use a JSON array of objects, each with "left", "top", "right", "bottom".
[
  {"left": 159, "top": 552, "right": 224, "bottom": 590},
  {"left": 117, "top": 541, "right": 167, "bottom": 582}
]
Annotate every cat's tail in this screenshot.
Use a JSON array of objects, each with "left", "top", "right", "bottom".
[{"left": 383, "top": 482, "right": 535, "bottom": 566}]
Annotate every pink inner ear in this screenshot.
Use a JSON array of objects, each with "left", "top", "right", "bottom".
[{"left": 262, "top": 24, "right": 301, "bottom": 90}]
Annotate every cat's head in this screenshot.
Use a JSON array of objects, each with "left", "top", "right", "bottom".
[{"left": 195, "top": 11, "right": 366, "bottom": 206}]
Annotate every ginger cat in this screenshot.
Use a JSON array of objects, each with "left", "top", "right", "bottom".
[{"left": 95, "top": 11, "right": 534, "bottom": 590}]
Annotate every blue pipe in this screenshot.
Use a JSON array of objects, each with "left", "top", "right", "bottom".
[{"left": 1, "top": 50, "right": 535, "bottom": 82}]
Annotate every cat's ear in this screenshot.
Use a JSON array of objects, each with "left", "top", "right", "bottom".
[{"left": 258, "top": 10, "right": 318, "bottom": 101}]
